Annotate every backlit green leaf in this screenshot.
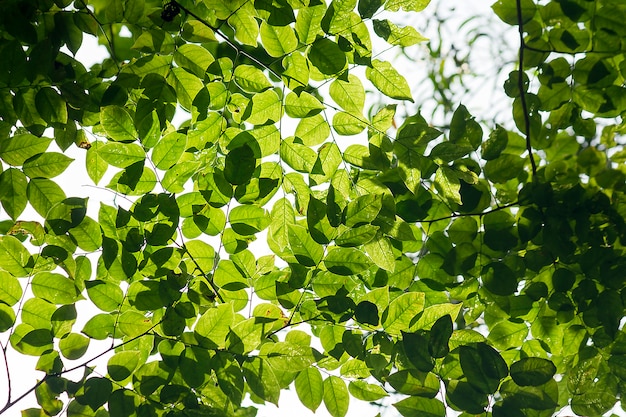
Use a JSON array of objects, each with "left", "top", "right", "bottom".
[
  {"left": 383, "top": 292, "right": 425, "bottom": 335},
  {"left": 393, "top": 396, "right": 445, "bottom": 417},
  {"left": 23, "top": 153, "right": 73, "bottom": 178},
  {"left": 234, "top": 64, "right": 273, "bottom": 93},
  {"left": 0, "top": 135, "right": 51, "bottom": 167},
  {"left": 0, "top": 168, "right": 28, "bottom": 219},
  {"left": 97, "top": 142, "right": 145, "bottom": 168},
  {"left": 323, "top": 376, "right": 349, "bottom": 417},
  {"left": 324, "top": 247, "right": 372, "bottom": 276},
  {"left": 194, "top": 304, "right": 234, "bottom": 349},
  {"left": 295, "top": 367, "right": 324, "bottom": 412},
  {"left": 366, "top": 60, "right": 413, "bottom": 102},
  {"left": 260, "top": 21, "right": 298, "bottom": 57},
  {"left": 100, "top": 106, "right": 137, "bottom": 142},
  {"left": 59, "top": 333, "right": 89, "bottom": 360},
  {"left": 152, "top": 132, "right": 186, "bottom": 170},
  {"left": 31, "top": 272, "right": 80, "bottom": 305}
]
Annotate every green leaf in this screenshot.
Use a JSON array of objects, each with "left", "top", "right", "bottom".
[
  {"left": 345, "top": 194, "right": 383, "bottom": 227},
  {"left": 0, "top": 134, "right": 51, "bottom": 166},
  {"left": 324, "top": 247, "right": 371, "bottom": 276},
  {"left": 0, "top": 303, "right": 16, "bottom": 333},
  {"left": 173, "top": 44, "right": 214, "bottom": 78},
  {"left": 86, "top": 141, "right": 108, "bottom": 184},
  {"left": 484, "top": 154, "right": 525, "bottom": 183},
  {"left": 152, "top": 132, "right": 186, "bottom": 170},
  {"left": 295, "top": 367, "right": 324, "bottom": 412},
  {"left": 383, "top": 292, "right": 425, "bottom": 335},
  {"left": 570, "top": 374, "right": 618, "bottom": 416},
  {"left": 229, "top": 205, "right": 270, "bottom": 235},
  {"left": 162, "top": 161, "right": 200, "bottom": 193},
  {"left": 387, "top": 370, "right": 440, "bottom": 397},
  {"left": 488, "top": 320, "right": 529, "bottom": 350},
  {"left": 429, "top": 315, "right": 453, "bottom": 358},
  {"left": 393, "top": 397, "right": 445, "bottom": 417},
  {"left": 194, "top": 304, "right": 234, "bottom": 349},
  {"left": 23, "top": 153, "right": 73, "bottom": 178},
  {"left": 0, "top": 235, "right": 30, "bottom": 276},
  {"left": 108, "top": 351, "right": 140, "bottom": 381},
  {"left": 510, "top": 357, "right": 556, "bottom": 386},
  {"left": 168, "top": 67, "right": 205, "bottom": 111},
  {"left": 97, "top": 142, "right": 145, "bottom": 168},
  {"left": 9, "top": 324, "right": 53, "bottom": 356},
  {"left": 348, "top": 380, "right": 387, "bottom": 401},
  {"left": 225, "top": 144, "right": 257, "bottom": 185},
  {"left": 0, "top": 168, "right": 28, "bottom": 219},
  {"left": 35, "top": 87, "right": 67, "bottom": 125},
  {"left": 366, "top": 59, "right": 413, "bottom": 102},
  {"left": 402, "top": 331, "right": 434, "bottom": 372},
  {"left": 364, "top": 233, "right": 395, "bottom": 271},
  {"left": 482, "top": 262, "right": 517, "bottom": 296},
  {"left": 117, "top": 310, "right": 153, "bottom": 338},
  {"left": 86, "top": 280, "right": 124, "bottom": 312},
  {"left": 285, "top": 91, "right": 325, "bottom": 118},
  {"left": 244, "top": 89, "right": 283, "bottom": 125},
  {"left": 262, "top": 341, "right": 315, "bottom": 371},
  {"left": 31, "top": 272, "right": 80, "bottom": 305},
  {"left": 335, "top": 224, "right": 378, "bottom": 247},
  {"left": 295, "top": 114, "right": 331, "bottom": 146},
  {"left": 100, "top": 106, "right": 137, "bottom": 142},
  {"left": 308, "top": 38, "right": 347, "bottom": 76},
  {"left": 492, "top": 0, "right": 537, "bottom": 25},
  {"left": 82, "top": 313, "right": 115, "bottom": 340},
  {"left": 35, "top": 380, "right": 63, "bottom": 416},
  {"left": 234, "top": 64, "right": 272, "bottom": 93},
  {"left": 75, "top": 377, "right": 112, "bottom": 411},
  {"left": 373, "top": 19, "right": 428, "bottom": 46},
  {"left": 288, "top": 224, "right": 324, "bottom": 267},
  {"left": 242, "top": 357, "right": 280, "bottom": 405},
  {"left": 0, "top": 270, "right": 22, "bottom": 306},
  {"left": 69, "top": 216, "right": 103, "bottom": 252},
  {"left": 323, "top": 376, "right": 349, "bottom": 417},
  {"left": 332, "top": 112, "right": 367, "bottom": 135},
  {"left": 260, "top": 21, "right": 298, "bottom": 57},
  {"left": 459, "top": 343, "right": 508, "bottom": 394},
  {"left": 415, "top": 303, "right": 462, "bottom": 330},
  {"left": 59, "top": 333, "right": 89, "bottom": 360},
  {"left": 329, "top": 74, "right": 366, "bottom": 113},
  {"left": 280, "top": 137, "right": 318, "bottom": 173},
  {"left": 482, "top": 126, "right": 509, "bottom": 160}
]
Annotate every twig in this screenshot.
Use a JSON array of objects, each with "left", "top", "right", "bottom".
[{"left": 516, "top": 0, "right": 537, "bottom": 176}]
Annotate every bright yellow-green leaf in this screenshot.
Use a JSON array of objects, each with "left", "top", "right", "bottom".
[
  {"left": 260, "top": 21, "right": 298, "bottom": 57},
  {"left": 383, "top": 292, "right": 425, "bottom": 335},
  {"left": 100, "top": 106, "right": 137, "bottom": 142},
  {"left": 366, "top": 60, "right": 414, "bottom": 102}
]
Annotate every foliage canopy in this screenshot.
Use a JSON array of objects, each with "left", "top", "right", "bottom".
[{"left": 1, "top": 0, "right": 626, "bottom": 416}]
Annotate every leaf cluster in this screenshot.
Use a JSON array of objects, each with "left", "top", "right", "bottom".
[{"left": 0, "top": 0, "right": 626, "bottom": 417}]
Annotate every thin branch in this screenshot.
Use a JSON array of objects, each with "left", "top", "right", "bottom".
[
  {"left": 0, "top": 321, "right": 162, "bottom": 415},
  {"left": 419, "top": 201, "right": 520, "bottom": 223},
  {"left": 516, "top": 0, "right": 537, "bottom": 176},
  {"left": 172, "top": 1, "right": 282, "bottom": 80},
  {"left": 0, "top": 342, "right": 11, "bottom": 410}
]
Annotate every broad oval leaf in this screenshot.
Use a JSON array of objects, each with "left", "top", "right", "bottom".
[
  {"left": 366, "top": 59, "right": 414, "bottom": 102},
  {"left": 31, "top": 272, "right": 81, "bottom": 305},
  {"left": 510, "top": 357, "right": 556, "bottom": 386},
  {"left": 323, "top": 247, "right": 372, "bottom": 276},
  {"left": 100, "top": 106, "right": 137, "bottom": 142}
]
